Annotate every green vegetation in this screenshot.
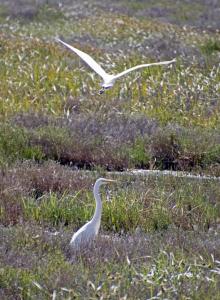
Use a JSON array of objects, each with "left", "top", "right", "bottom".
[
  {"left": 0, "top": 0, "right": 220, "bottom": 299},
  {"left": 0, "top": 162, "right": 220, "bottom": 299},
  {"left": 201, "top": 39, "right": 220, "bottom": 55},
  {"left": 0, "top": 123, "right": 43, "bottom": 165},
  {"left": 0, "top": 0, "right": 219, "bottom": 173}
]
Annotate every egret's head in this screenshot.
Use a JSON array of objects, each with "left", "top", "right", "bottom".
[
  {"left": 98, "top": 87, "right": 105, "bottom": 95},
  {"left": 98, "top": 86, "right": 112, "bottom": 95},
  {"left": 95, "top": 177, "right": 117, "bottom": 188},
  {"left": 99, "top": 81, "right": 114, "bottom": 95}
]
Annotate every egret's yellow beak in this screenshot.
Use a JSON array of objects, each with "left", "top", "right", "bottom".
[{"left": 104, "top": 179, "right": 117, "bottom": 183}]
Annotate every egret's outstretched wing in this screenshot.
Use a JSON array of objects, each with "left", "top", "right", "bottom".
[
  {"left": 114, "top": 58, "right": 176, "bottom": 80},
  {"left": 56, "top": 38, "right": 109, "bottom": 80}
]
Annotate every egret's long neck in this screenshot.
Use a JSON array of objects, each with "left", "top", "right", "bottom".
[{"left": 91, "top": 182, "right": 102, "bottom": 229}]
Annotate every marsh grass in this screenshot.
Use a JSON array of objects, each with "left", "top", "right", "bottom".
[
  {"left": 0, "top": 117, "right": 219, "bottom": 173},
  {"left": 0, "top": 123, "right": 43, "bottom": 165},
  {"left": 0, "top": 164, "right": 219, "bottom": 297},
  {"left": 0, "top": 0, "right": 220, "bottom": 298},
  {"left": 0, "top": 223, "right": 220, "bottom": 299},
  {"left": 0, "top": 162, "right": 219, "bottom": 232},
  {"left": 0, "top": 7, "right": 219, "bottom": 172},
  {"left": 201, "top": 39, "right": 220, "bottom": 56}
]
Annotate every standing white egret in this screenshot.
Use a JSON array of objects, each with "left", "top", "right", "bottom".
[
  {"left": 70, "top": 178, "right": 116, "bottom": 249},
  {"left": 56, "top": 38, "right": 176, "bottom": 94}
]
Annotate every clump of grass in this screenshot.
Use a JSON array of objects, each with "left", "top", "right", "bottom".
[
  {"left": 0, "top": 194, "right": 23, "bottom": 225},
  {"left": 127, "top": 137, "right": 151, "bottom": 168},
  {"left": 0, "top": 160, "right": 92, "bottom": 196},
  {"left": 0, "top": 161, "right": 93, "bottom": 225},
  {"left": 31, "top": 126, "right": 73, "bottom": 162},
  {"left": 203, "top": 145, "right": 220, "bottom": 166},
  {"left": 150, "top": 130, "right": 181, "bottom": 169},
  {"left": 0, "top": 123, "right": 43, "bottom": 166},
  {"left": 22, "top": 192, "right": 90, "bottom": 227},
  {"left": 150, "top": 125, "right": 220, "bottom": 172},
  {"left": 201, "top": 39, "right": 220, "bottom": 56}
]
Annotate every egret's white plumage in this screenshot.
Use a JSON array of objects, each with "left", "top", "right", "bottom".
[
  {"left": 56, "top": 38, "right": 176, "bottom": 94},
  {"left": 70, "top": 178, "right": 116, "bottom": 249}
]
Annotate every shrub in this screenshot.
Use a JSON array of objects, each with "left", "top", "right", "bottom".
[{"left": 0, "top": 123, "right": 43, "bottom": 166}]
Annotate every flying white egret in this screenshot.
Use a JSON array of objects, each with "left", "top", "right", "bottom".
[
  {"left": 70, "top": 177, "right": 116, "bottom": 249},
  {"left": 56, "top": 38, "right": 176, "bottom": 94}
]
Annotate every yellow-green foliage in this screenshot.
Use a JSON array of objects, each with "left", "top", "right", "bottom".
[
  {"left": 0, "top": 2, "right": 220, "bottom": 298},
  {"left": 0, "top": 4, "right": 219, "bottom": 127}
]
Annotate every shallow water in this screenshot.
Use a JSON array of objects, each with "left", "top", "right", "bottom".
[
  {"left": 77, "top": 168, "right": 220, "bottom": 181},
  {"left": 111, "top": 169, "right": 220, "bottom": 181}
]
